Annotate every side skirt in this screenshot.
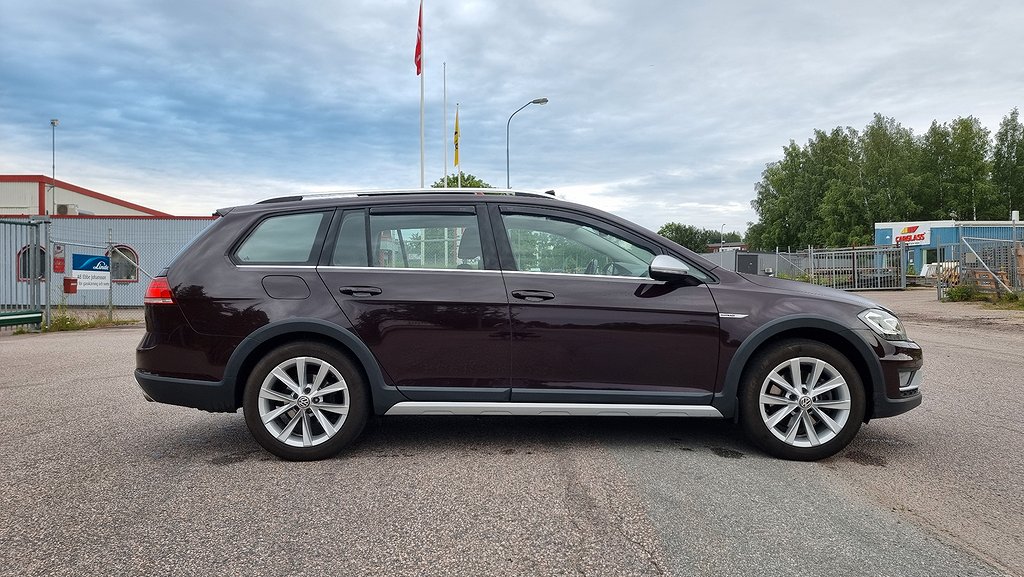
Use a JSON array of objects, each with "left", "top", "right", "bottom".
[{"left": 384, "top": 402, "right": 724, "bottom": 418}]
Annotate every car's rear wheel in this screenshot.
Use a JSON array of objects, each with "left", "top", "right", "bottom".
[
  {"left": 740, "top": 339, "right": 865, "bottom": 461},
  {"left": 243, "top": 341, "right": 368, "bottom": 461}
]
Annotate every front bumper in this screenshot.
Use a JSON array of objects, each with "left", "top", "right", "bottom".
[{"left": 867, "top": 334, "right": 923, "bottom": 419}]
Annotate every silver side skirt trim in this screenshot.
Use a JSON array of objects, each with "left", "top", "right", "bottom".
[{"left": 384, "top": 402, "right": 724, "bottom": 418}]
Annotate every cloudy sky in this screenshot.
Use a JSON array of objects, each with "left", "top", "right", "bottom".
[{"left": 2, "top": 1, "right": 1023, "bottom": 233}]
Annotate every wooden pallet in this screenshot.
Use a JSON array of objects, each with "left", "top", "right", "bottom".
[{"left": 968, "top": 269, "right": 1010, "bottom": 295}]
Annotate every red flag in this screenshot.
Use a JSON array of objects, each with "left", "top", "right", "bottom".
[{"left": 414, "top": 1, "right": 423, "bottom": 75}]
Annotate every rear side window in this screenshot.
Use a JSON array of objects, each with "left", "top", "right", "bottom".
[
  {"left": 370, "top": 213, "right": 481, "bottom": 270},
  {"left": 235, "top": 212, "right": 330, "bottom": 264},
  {"left": 331, "top": 211, "right": 369, "bottom": 266}
]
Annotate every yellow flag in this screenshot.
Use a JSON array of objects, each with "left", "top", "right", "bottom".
[{"left": 453, "top": 108, "right": 460, "bottom": 167}]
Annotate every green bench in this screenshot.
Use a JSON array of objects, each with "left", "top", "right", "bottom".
[{"left": 0, "top": 310, "right": 43, "bottom": 328}]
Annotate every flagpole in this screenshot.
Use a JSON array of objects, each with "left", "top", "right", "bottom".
[
  {"left": 455, "top": 103, "right": 461, "bottom": 188},
  {"left": 443, "top": 61, "right": 447, "bottom": 187},
  {"left": 418, "top": 2, "right": 425, "bottom": 188}
]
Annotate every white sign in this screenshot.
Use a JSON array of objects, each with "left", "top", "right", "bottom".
[
  {"left": 71, "top": 254, "right": 111, "bottom": 290},
  {"left": 890, "top": 223, "right": 932, "bottom": 246}
]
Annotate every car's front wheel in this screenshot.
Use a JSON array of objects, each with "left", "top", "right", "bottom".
[
  {"left": 740, "top": 339, "right": 865, "bottom": 460},
  {"left": 243, "top": 341, "right": 368, "bottom": 461}
]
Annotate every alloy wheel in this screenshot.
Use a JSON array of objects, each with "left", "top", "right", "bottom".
[
  {"left": 757, "top": 356, "right": 852, "bottom": 448},
  {"left": 257, "top": 356, "right": 350, "bottom": 448}
]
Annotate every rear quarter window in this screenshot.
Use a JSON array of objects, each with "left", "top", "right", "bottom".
[{"left": 234, "top": 211, "right": 331, "bottom": 265}]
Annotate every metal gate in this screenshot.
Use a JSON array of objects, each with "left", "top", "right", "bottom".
[
  {"left": 1, "top": 218, "right": 47, "bottom": 330},
  {"left": 768, "top": 245, "right": 907, "bottom": 291},
  {"left": 936, "top": 237, "right": 1024, "bottom": 299}
]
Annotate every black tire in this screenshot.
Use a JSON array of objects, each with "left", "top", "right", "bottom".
[
  {"left": 739, "top": 339, "right": 865, "bottom": 461},
  {"left": 243, "top": 341, "right": 369, "bottom": 461}
]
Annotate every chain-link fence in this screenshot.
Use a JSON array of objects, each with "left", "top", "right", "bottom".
[
  {"left": 44, "top": 217, "right": 214, "bottom": 325},
  {"left": 935, "top": 237, "right": 1024, "bottom": 299},
  {"left": 754, "top": 246, "right": 907, "bottom": 290}
]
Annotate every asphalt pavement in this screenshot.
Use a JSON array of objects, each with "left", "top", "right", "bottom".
[{"left": 0, "top": 289, "right": 1019, "bottom": 576}]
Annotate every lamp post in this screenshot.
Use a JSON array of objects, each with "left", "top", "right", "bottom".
[
  {"left": 506, "top": 97, "right": 548, "bottom": 189},
  {"left": 720, "top": 224, "right": 726, "bottom": 250},
  {"left": 50, "top": 119, "right": 59, "bottom": 214}
]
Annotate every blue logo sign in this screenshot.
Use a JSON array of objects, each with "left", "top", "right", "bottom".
[{"left": 71, "top": 254, "right": 110, "bottom": 272}]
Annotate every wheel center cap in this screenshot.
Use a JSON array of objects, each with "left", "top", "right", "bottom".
[
  {"left": 297, "top": 396, "right": 311, "bottom": 409},
  {"left": 798, "top": 396, "right": 813, "bottom": 410}
]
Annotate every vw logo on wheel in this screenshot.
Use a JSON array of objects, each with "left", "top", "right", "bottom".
[{"left": 297, "top": 396, "right": 311, "bottom": 409}]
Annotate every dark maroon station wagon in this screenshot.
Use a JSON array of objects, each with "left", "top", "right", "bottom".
[{"left": 135, "top": 189, "right": 922, "bottom": 461}]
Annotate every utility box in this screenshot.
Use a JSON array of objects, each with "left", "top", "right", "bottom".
[
  {"left": 63, "top": 277, "right": 78, "bottom": 294},
  {"left": 737, "top": 253, "right": 759, "bottom": 275}
]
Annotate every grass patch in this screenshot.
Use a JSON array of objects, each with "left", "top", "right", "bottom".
[
  {"left": 944, "top": 284, "right": 1024, "bottom": 309},
  {"left": 20, "top": 301, "right": 143, "bottom": 333},
  {"left": 43, "top": 313, "right": 138, "bottom": 332}
]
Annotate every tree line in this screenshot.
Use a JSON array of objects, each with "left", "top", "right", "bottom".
[
  {"left": 742, "top": 109, "right": 1024, "bottom": 251},
  {"left": 656, "top": 223, "right": 742, "bottom": 253}
]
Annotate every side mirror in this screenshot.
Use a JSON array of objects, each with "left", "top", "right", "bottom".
[{"left": 649, "top": 254, "right": 694, "bottom": 282}]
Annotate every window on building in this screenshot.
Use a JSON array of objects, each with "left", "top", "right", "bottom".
[
  {"left": 16, "top": 245, "right": 47, "bottom": 282},
  {"left": 108, "top": 245, "right": 139, "bottom": 283}
]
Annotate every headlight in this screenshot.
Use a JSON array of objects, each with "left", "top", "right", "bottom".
[{"left": 858, "top": 308, "right": 908, "bottom": 341}]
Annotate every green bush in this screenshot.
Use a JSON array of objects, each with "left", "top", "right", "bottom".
[{"left": 944, "top": 284, "right": 976, "bottom": 302}]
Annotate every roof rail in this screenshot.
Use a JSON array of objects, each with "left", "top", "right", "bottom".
[{"left": 256, "top": 188, "right": 557, "bottom": 204}]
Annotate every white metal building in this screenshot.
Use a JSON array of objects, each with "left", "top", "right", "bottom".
[{"left": 2, "top": 175, "right": 215, "bottom": 311}]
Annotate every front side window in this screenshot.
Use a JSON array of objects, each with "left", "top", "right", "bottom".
[
  {"left": 235, "top": 212, "right": 330, "bottom": 264},
  {"left": 16, "top": 245, "right": 47, "bottom": 281},
  {"left": 369, "top": 213, "right": 481, "bottom": 270},
  {"left": 109, "top": 245, "right": 139, "bottom": 282},
  {"left": 501, "top": 213, "right": 655, "bottom": 277}
]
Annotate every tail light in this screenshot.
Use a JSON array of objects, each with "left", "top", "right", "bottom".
[{"left": 144, "top": 277, "right": 175, "bottom": 305}]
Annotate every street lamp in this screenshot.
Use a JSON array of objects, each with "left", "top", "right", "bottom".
[
  {"left": 506, "top": 97, "right": 548, "bottom": 189},
  {"left": 50, "top": 119, "right": 59, "bottom": 214},
  {"left": 720, "top": 224, "right": 726, "bottom": 249}
]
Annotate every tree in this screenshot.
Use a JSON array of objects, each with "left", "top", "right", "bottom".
[
  {"left": 809, "top": 127, "right": 871, "bottom": 246},
  {"left": 431, "top": 172, "right": 492, "bottom": 188},
  {"left": 916, "top": 121, "right": 955, "bottom": 220},
  {"left": 658, "top": 222, "right": 740, "bottom": 253},
  {"left": 748, "top": 142, "right": 808, "bottom": 250},
  {"left": 993, "top": 107, "right": 1024, "bottom": 217},
  {"left": 947, "top": 116, "right": 996, "bottom": 220},
  {"left": 747, "top": 109, "right": 1022, "bottom": 249},
  {"left": 859, "top": 114, "right": 919, "bottom": 224}
]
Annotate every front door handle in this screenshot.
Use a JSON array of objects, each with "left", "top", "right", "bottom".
[
  {"left": 339, "top": 286, "right": 382, "bottom": 297},
  {"left": 511, "top": 289, "right": 555, "bottom": 302}
]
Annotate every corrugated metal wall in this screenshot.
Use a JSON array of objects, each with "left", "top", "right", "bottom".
[
  {"left": 1, "top": 216, "right": 215, "bottom": 311},
  {"left": 47, "top": 217, "right": 215, "bottom": 307}
]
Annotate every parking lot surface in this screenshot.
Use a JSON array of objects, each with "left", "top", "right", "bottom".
[{"left": 0, "top": 288, "right": 1020, "bottom": 576}]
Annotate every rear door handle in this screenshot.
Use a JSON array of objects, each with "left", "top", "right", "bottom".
[
  {"left": 511, "top": 289, "right": 555, "bottom": 302},
  {"left": 339, "top": 286, "right": 382, "bottom": 297}
]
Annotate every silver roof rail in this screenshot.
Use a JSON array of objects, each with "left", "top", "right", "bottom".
[{"left": 257, "top": 188, "right": 557, "bottom": 204}]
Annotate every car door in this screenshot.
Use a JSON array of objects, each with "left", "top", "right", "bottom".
[
  {"left": 490, "top": 204, "right": 720, "bottom": 404},
  {"left": 317, "top": 204, "right": 511, "bottom": 400}
]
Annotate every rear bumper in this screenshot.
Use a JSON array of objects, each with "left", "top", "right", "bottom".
[{"left": 134, "top": 369, "right": 237, "bottom": 413}]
